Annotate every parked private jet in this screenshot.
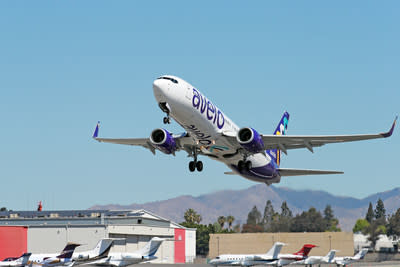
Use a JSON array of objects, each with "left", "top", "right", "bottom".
[
  {"left": 29, "top": 243, "right": 80, "bottom": 267},
  {"left": 291, "top": 249, "right": 336, "bottom": 266},
  {"left": 93, "top": 75, "right": 397, "bottom": 185},
  {"left": 209, "top": 242, "right": 285, "bottom": 266},
  {"left": 28, "top": 239, "right": 113, "bottom": 265},
  {"left": 333, "top": 248, "right": 368, "bottom": 266},
  {"left": 87, "top": 237, "right": 164, "bottom": 266},
  {"left": 273, "top": 244, "right": 316, "bottom": 266},
  {"left": 0, "top": 253, "right": 31, "bottom": 267}
]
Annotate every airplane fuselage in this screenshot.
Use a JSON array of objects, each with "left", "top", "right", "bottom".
[{"left": 152, "top": 76, "right": 280, "bottom": 184}]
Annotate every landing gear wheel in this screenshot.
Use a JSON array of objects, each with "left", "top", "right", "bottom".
[
  {"left": 245, "top": 161, "right": 252, "bottom": 171},
  {"left": 163, "top": 116, "right": 170, "bottom": 124},
  {"left": 238, "top": 160, "right": 245, "bottom": 172},
  {"left": 196, "top": 161, "right": 203, "bottom": 172},
  {"left": 189, "top": 161, "right": 196, "bottom": 172}
]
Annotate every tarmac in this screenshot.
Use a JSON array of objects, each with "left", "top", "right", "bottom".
[{"left": 139, "top": 263, "right": 400, "bottom": 267}]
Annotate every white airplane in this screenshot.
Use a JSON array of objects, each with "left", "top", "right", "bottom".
[
  {"left": 290, "top": 249, "right": 336, "bottom": 266},
  {"left": 93, "top": 75, "right": 397, "bottom": 185},
  {"left": 272, "top": 244, "right": 316, "bottom": 267},
  {"left": 0, "top": 253, "right": 31, "bottom": 267},
  {"left": 333, "top": 248, "right": 368, "bottom": 267},
  {"left": 28, "top": 239, "right": 113, "bottom": 265},
  {"left": 73, "top": 239, "right": 114, "bottom": 264},
  {"left": 87, "top": 237, "right": 164, "bottom": 267},
  {"left": 29, "top": 243, "right": 80, "bottom": 267},
  {"left": 209, "top": 242, "right": 285, "bottom": 266}
]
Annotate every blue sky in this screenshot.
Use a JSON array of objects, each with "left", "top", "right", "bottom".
[{"left": 0, "top": 1, "right": 398, "bottom": 211}]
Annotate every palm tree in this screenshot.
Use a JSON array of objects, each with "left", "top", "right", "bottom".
[
  {"left": 227, "top": 215, "right": 235, "bottom": 230},
  {"left": 218, "top": 216, "right": 226, "bottom": 229},
  {"left": 184, "top": 208, "right": 201, "bottom": 224}
]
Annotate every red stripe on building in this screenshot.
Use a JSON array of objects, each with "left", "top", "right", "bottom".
[
  {"left": 174, "top": 228, "right": 185, "bottom": 263},
  {"left": 0, "top": 226, "right": 27, "bottom": 260}
]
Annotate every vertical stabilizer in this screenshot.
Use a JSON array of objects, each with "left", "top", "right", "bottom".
[
  {"left": 57, "top": 243, "right": 80, "bottom": 259},
  {"left": 293, "top": 244, "right": 316, "bottom": 257},
  {"left": 16, "top": 253, "right": 32, "bottom": 265},
  {"left": 265, "top": 242, "right": 285, "bottom": 259},
  {"left": 137, "top": 237, "right": 164, "bottom": 257},
  {"left": 353, "top": 248, "right": 368, "bottom": 260},
  {"left": 92, "top": 239, "right": 114, "bottom": 258},
  {"left": 266, "top": 111, "right": 289, "bottom": 167},
  {"left": 323, "top": 250, "right": 336, "bottom": 263}
]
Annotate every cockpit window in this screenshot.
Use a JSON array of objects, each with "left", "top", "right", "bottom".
[
  {"left": 157, "top": 76, "right": 178, "bottom": 84},
  {"left": 216, "top": 257, "right": 220, "bottom": 259}
]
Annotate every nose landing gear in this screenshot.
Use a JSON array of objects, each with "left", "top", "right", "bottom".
[{"left": 158, "top": 102, "right": 171, "bottom": 124}]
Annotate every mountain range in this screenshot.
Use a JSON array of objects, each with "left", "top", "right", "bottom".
[{"left": 90, "top": 185, "right": 400, "bottom": 232}]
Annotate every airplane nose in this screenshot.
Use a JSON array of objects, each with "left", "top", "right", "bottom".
[{"left": 153, "top": 79, "right": 163, "bottom": 94}]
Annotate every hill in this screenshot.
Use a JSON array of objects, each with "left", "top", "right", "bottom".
[{"left": 90, "top": 185, "right": 400, "bottom": 231}]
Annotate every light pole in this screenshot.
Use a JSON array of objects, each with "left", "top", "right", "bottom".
[
  {"left": 216, "top": 236, "right": 220, "bottom": 255},
  {"left": 329, "top": 235, "right": 332, "bottom": 250}
]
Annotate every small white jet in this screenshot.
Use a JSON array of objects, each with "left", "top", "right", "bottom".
[
  {"left": 87, "top": 237, "right": 164, "bottom": 267},
  {"left": 272, "top": 244, "right": 316, "bottom": 266},
  {"left": 0, "top": 253, "right": 31, "bottom": 267},
  {"left": 73, "top": 239, "right": 114, "bottom": 264},
  {"left": 333, "top": 248, "right": 368, "bottom": 267},
  {"left": 290, "top": 249, "right": 336, "bottom": 266},
  {"left": 93, "top": 75, "right": 397, "bottom": 185},
  {"left": 29, "top": 243, "right": 80, "bottom": 267},
  {"left": 28, "top": 239, "right": 113, "bottom": 266},
  {"left": 209, "top": 242, "right": 285, "bottom": 266}
]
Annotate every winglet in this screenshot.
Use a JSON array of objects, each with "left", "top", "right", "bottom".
[
  {"left": 93, "top": 121, "right": 100, "bottom": 139},
  {"left": 381, "top": 116, "right": 397, "bottom": 138}
]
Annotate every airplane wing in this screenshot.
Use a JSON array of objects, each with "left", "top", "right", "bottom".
[
  {"left": 92, "top": 122, "right": 194, "bottom": 155},
  {"left": 224, "top": 117, "right": 397, "bottom": 154},
  {"left": 260, "top": 117, "right": 397, "bottom": 154}
]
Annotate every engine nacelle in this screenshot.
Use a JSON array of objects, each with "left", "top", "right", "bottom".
[
  {"left": 150, "top": 128, "right": 177, "bottom": 155},
  {"left": 236, "top": 127, "right": 265, "bottom": 153}
]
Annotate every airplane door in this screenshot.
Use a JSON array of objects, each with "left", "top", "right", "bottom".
[{"left": 185, "top": 86, "right": 192, "bottom": 100}]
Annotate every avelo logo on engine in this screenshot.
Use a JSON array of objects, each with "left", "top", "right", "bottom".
[{"left": 192, "top": 88, "right": 225, "bottom": 129}]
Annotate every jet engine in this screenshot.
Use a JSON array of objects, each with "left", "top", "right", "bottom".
[
  {"left": 236, "top": 127, "right": 265, "bottom": 153},
  {"left": 150, "top": 128, "right": 177, "bottom": 154}
]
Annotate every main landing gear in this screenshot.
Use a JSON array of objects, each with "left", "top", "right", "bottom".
[
  {"left": 237, "top": 159, "right": 252, "bottom": 172},
  {"left": 188, "top": 148, "right": 203, "bottom": 172},
  {"left": 189, "top": 160, "right": 203, "bottom": 172}
]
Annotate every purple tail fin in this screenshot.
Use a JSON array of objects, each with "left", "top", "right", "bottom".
[{"left": 266, "top": 111, "right": 289, "bottom": 166}]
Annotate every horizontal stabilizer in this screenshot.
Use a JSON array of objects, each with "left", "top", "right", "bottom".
[{"left": 278, "top": 168, "right": 343, "bottom": 176}]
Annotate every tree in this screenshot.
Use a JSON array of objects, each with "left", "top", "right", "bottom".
[
  {"left": 387, "top": 208, "right": 400, "bottom": 239},
  {"left": 323, "top": 205, "right": 341, "bottom": 232},
  {"left": 365, "top": 202, "right": 374, "bottom": 223},
  {"left": 281, "top": 201, "right": 292, "bottom": 218},
  {"left": 184, "top": 208, "right": 202, "bottom": 224},
  {"left": 217, "top": 216, "right": 226, "bottom": 229},
  {"left": 375, "top": 198, "right": 386, "bottom": 223},
  {"left": 226, "top": 215, "right": 235, "bottom": 230},
  {"left": 365, "top": 220, "right": 385, "bottom": 251},
  {"left": 290, "top": 207, "right": 325, "bottom": 232},
  {"left": 0, "top": 207, "right": 7, "bottom": 212},
  {"left": 353, "top": 219, "right": 370, "bottom": 233},
  {"left": 262, "top": 200, "right": 275, "bottom": 231},
  {"left": 242, "top": 206, "right": 263, "bottom": 233},
  {"left": 247, "top": 206, "right": 262, "bottom": 225}
]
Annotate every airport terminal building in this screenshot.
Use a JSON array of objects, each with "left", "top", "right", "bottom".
[{"left": 0, "top": 209, "right": 196, "bottom": 264}]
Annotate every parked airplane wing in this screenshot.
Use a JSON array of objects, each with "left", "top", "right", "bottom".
[
  {"left": 260, "top": 117, "right": 397, "bottom": 154},
  {"left": 278, "top": 168, "right": 343, "bottom": 176}
]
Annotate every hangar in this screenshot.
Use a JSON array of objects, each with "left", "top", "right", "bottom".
[{"left": 0, "top": 209, "right": 196, "bottom": 263}]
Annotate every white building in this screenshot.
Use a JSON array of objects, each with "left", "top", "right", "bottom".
[{"left": 0, "top": 209, "right": 196, "bottom": 263}]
